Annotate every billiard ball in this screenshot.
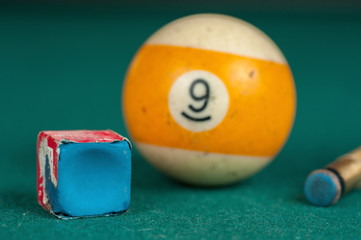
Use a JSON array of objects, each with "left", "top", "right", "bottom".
[{"left": 122, "top": 13, "right": 296, "bottom": 186}]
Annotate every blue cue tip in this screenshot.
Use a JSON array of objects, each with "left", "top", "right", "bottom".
[{"left": 304, "top": 169, "right": 342, "bottom": 207}]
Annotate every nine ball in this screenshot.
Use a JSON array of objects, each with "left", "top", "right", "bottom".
[{"left": 122, "top": 13, "right": 296, "bottom": 186}]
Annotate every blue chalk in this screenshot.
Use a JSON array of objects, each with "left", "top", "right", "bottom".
[
  {"left": 304, "top": 169, "right": 342, "bottom": 207},
  {"left": 46, "top": 141, "right": 131, "bottom": 218}
]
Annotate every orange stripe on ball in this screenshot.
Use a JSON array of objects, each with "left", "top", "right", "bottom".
[{"left": 123, "top": 44, "right": 295, "bottom": 157}]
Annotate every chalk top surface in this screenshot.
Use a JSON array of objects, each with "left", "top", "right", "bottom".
[
  {"left": 40, "top": 130, "right": 127, "bottom": 143},
  {"left": 304, "top": 169, "right": 342, "bottom": 207}
]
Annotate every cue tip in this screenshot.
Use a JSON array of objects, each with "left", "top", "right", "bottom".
[{"left": 304, "top": 169, "right": 342, "bottom": 207}]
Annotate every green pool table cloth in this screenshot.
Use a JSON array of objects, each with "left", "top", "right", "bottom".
[{"left": 1, "top": 3, "right": 361, "bottom": 239}]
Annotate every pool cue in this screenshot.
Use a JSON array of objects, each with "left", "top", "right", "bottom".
[{"left": 304, "top": 146, "right": 361, "bottom": 206}]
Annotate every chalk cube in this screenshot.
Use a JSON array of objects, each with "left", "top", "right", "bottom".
[{"left": 37, "top": 130, "right": 131, "bottom": 219}]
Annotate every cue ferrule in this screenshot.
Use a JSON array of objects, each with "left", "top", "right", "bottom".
[{"left": 326, "top": 146, "right": 361, "bottom": 193}]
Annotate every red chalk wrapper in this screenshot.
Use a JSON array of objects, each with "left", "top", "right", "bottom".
[{"left": 37, "top": 130, "right": 132, "bottom": 219}]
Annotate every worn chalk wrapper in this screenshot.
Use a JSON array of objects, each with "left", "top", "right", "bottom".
[{"left": 37, "top": 130, "right": 131, "bottom": 219}]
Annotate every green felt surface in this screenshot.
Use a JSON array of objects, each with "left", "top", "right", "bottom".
[{"left": 1, "top": 4, "right": 361, "bottom": 239}]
